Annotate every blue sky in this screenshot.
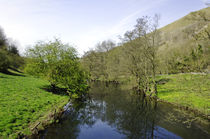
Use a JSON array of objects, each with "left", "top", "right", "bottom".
[{"left": 0, "top": 0, "right": 208, "bottom": 55}]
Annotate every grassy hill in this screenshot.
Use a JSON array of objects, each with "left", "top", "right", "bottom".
[
  {"left": 157, "top": 7, "right": 210, "bottom": 73},
  {"left": 0, "top": 70, "right": 69, "bottom": 138},
  {"left": 159, "top": 7, "right": 210, "bottom": 42}
]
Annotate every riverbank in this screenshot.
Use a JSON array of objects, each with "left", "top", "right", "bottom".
[
  {"left": 96, "top": 73, "right": 210, "bottom": 117},
  {"left": 0, "top": 70, "right": 69, "bottom": 138},
  {"left": 37, "top": 81, "right": 210, "bottom": 139},
  {"left": 157, "top": 73, "right": 210, "bottom": 117}
]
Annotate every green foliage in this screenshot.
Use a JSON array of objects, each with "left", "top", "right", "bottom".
[
  {"left": 159, "top": 42, "right": 209, "bottom": 74},
  {"left": 83, "top": 16, "right": 160, "bottom": 95},
  {"left": 82, "top": 8, "right": 210, "bottom": 100},
  {"left": 0, "top": 26, "right": 23, "bottom": 72},
  {"left": 0, "top": 70, "right": 69, "bottom": 138},
  {"left": 82, "top": 8, "right": 210, "bottom": 84},
  {"left": 0, "top": 27, "right": 7, "bottom": 47},
  {"left": 82, "top": 40, "right": 116, "bottom": 81},
  {"left": 54, "top": 59, "right": 89, "bottom": 97},
  {"left": 24, "top": 39, "right": 89, "bottom": 97},
  {"left": 0, "top": 50, "right": 10, "bottom": 72}
]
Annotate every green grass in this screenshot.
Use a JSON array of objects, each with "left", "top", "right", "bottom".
[
  {"left": 0, "top": 70, "right": 69, "bottom": 138},
  {"left": 157, "top": 73, "right": 210, "bottom": 115}
]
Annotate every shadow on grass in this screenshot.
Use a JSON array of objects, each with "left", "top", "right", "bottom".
[
  {"left": 40, "top": 85, "right": 69, "bottom": 96},
  {"left": 0, "top": 75, "right": 8, "bottom": 78},
  {"left": 9, "top": 67, "right": 24, "bottom": 74},
  {"left": 1, "top": 70, "right": 25, "bottom": 77},
  {"left": 156, "top": 78, "right": 171, "bottom": 85}
]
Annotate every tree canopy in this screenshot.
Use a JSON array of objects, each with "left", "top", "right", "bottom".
[{"left": 0, "top": 27, "right": 23, "bottom": 72}]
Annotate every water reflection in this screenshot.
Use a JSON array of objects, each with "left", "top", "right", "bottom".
[{"left": 37, "top": 82, "right": 210, "bottom": 139}]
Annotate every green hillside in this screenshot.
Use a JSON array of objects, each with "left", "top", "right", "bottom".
[
  {"left": 158, "top": 7, "right": 210, "bottom": 73},
  {"left": 160, "top": 7, "right": 210, "bottom": 35},
  {"left": 83, "top": 7, "right": 210, "bottom": 80},
  {"left": 158, "top": 7, "right": 210, "bottom": 53}
]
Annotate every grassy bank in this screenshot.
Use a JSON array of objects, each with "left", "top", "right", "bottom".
[
  {"left": 157, "top": 73, "right": 210, "bottom": 116},
  {"left": 94, "top": 73, "right": 210, "bottom": 116},
  {"left": 0, "top": 70, "right": 69, "bottom": 138}
]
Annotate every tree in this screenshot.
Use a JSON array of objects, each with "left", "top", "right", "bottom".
[
  {"left": 95, "top": 40, "right": 115, "bottom": 80},
  {"left": 0, "top": 27, "right": 9, "bottom": 72},
  {"left": 122, "top": 15, "right": 160, "bottom": 96},
  {"left": 82, "top": 40, "right": 116, "bottom": 81},
  {"left": 95, "top": 40, "right": 115, "bottom": 52},
  {"left": 0, "top": 26, "right": 24, "bottom": 72},
  {"left": 25, "top": 39, "right": 88, "bottom": 98},
  {"left": 142, "top": 14, "right": 160, "bottom": 95},
  {"left": 0, "top": 27, "right": 7, "bottom": 48},
  {"left": 0, "top": 50, "right": 10, "bottom": 72},
  {"left": 106, "top": 47, "right": 124, "bottom": 81}
]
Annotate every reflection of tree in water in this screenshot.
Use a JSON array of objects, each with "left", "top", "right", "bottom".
[
  {"left": 41, "top": 82, "right": 158, "bottom": 139},
  {"left": 87, "top": 82, "right": 209, "bottom": 138},
  {"left": 87, "top": 82, "right": 159, "bottom": 139},
  {"left": 39, "top": 82, "right": 210, "bottom": 139},
  {"left": 38, "top": 100, "right": 97, "bottom": 139}
]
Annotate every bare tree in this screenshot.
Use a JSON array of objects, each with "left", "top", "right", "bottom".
[
  {"left": 95, "top": 40, "right": 115, "bottom": 52},
  {"left": 122, "top": 15, "right": 160, "bottom": 96},
  {"left": 142, "top": 14, "right": 161, "bottom": 95}
]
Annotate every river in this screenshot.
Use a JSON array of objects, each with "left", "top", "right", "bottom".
[{"left": 36, "top": 82, "right": 210, "bottom": 139}]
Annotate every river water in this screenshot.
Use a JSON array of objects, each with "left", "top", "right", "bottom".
[{"left": 37, "top": 82, "right": 210, "bottom": 139}]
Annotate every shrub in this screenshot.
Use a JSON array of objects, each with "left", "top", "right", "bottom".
[{"left": 25, "top": 39, "right": 89, "bottom": 98}]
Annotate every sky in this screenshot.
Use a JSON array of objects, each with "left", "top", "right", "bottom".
[{"left": 0, "top": 0, "right": 209, "bottom": 55}]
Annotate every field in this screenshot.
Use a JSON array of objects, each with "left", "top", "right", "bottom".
[
  {"left": 0, "top": 70, "right": 69, "bottom": 138},
  {"left": 157, "top": 73, "right": 210, "bottom": 115}
]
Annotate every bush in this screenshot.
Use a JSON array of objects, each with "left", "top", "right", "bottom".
[{"left": 24, "top": 39, "right": 89, "bottom": 98}]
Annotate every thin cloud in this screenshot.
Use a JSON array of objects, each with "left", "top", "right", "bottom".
[
  {"left": 107, "top": 0, "right": 169, "bottom": 41},
  {"left": 0, "top": 0, "right": 205, "bottom": 55}
]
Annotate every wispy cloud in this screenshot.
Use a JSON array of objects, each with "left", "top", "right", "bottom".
[
  {"left": 0, "top": 0, "right": 205, "bottom": 55},
  {"left": 105, "top": 0, "right": 169, "bottom": 42},
  {"left": 200, "top": 0, "right": 210, "bottom": 6},
  {"left": 71, "top": 0, "right": 170, "bottom": 54}
]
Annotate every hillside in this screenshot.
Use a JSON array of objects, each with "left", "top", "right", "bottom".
[
  {"left": 158, "top": 7, "right": 210, "bottom": 52},
  {"left": 82, "top": 7, "right": 210, "bottom": 81},
  {"left": 160, "top": 7, "right": 210, "bottom": 34},
  {"left": 156, "top": 7, "right": 210, "bottom": 73},
  {"left": 82, "top": 7, "right": 210, "bottom": 80}
]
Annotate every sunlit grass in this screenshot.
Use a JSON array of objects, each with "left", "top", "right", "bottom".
[
  {"left": 157, "top": 73, "right": 210, "bottom": 115},
  {"left": 0, "top": 70, "right": 69, "bottom": 137}
]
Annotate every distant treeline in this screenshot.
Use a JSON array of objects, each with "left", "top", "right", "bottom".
[{"left": 0, "top": 27, "right": 24, "bottom": 72}]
